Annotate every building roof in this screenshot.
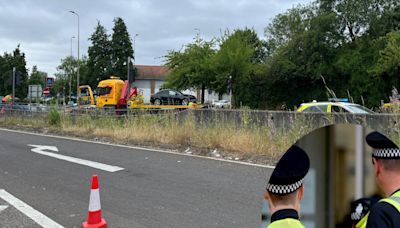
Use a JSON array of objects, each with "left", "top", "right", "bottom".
[{"left": 135, "top": 65, "right": 170, "bottom": 80}]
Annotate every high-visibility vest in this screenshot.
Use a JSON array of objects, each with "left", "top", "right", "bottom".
[
  {"left": 267, "top": 218, "right": 305, "bottom": 228},
  {"left": 356, "top": 191, "right": 400, "bottom": 228}
]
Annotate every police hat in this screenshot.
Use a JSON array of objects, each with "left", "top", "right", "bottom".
[
  {"left": 366, "top": 131, "right": 400, "bottom": 159},
  {"left": 266, "top": 145, "right": 310, "bottom": 195}
]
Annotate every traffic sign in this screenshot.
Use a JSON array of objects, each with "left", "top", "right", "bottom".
[{"left": 46, "top": 77, "right": 54, "bottom": 88}]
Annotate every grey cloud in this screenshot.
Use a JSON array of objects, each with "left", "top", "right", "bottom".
[{"left": 0, "top": 0, "right": 310, "bottom": 77}]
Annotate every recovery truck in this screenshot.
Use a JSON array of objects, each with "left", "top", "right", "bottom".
[{"left": 78, "top": 76, "right": 202, "bottom": 113}]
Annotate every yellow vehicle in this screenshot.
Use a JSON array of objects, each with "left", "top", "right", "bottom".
[
  {"left": 79, "top": 76, "right": 204, "bottom": 112},
  {"left": 297, "top": 99, "right": 373, "bottom": 113},
  {"left": 79, "top": 76, "right": 126, "bottom": 109},
  {"left": 382, "top": 102, "right": 400, "bottom": 112}
]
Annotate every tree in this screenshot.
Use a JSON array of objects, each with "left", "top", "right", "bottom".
[
  {"left": 264, "top": 4, "right": 318, "bottom": 56},
  {"left": 28, "top": 65, "right": 47, "bottom": 88},
  {"left": 211, "top": 30, "right": 256, "bottom": 107},
  {"left": 54, "top": 56, "right": 88, "bottom": 98},
  {"left": 110, "top": 17, "right": 133, "bottom": 79},
  {"left": 87, "top": 21, "right": 111, "bottom": 88},
  {"left": 164, "top": 36, "right": 216, "bottom": 103},
  {"left": 0, "top": 45, "right": 28, "bottom": 99}
]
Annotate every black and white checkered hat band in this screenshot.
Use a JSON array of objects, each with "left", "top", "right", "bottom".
[
  {"left": 373, "top": 148, "right": 400, "bottom": 158},
  {"left": 267, "top": 178, "right": 304, "bottom": 194}
]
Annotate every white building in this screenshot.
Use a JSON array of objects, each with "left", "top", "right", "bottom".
[{"left": 134, "top": 65, "right": 230, "bottom": 104}]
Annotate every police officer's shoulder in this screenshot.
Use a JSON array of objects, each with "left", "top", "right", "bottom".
[{"left": 367, "top": 201, "right": 398, "bottom": 227}]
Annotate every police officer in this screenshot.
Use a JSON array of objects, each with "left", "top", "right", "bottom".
[
  {"left": 264, "top": 145, "right": 310, "bottom": 228},
  {"left": 364, "top": 131, "right": 400, "bottom": 227}
]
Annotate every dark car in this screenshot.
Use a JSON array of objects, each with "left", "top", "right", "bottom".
[{"left": 150, "top": 89, "right": 196, "bottom": 105}]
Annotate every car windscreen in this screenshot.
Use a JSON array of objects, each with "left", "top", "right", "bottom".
[
  {"left": 303, "top": 105, "right": 328, "bottom": 112},
  {"left": 345, "top": 104, "right": 373, "bottom": 114},
  {"left": 97, "top": 86, "right": 112, "bottom": 96}
]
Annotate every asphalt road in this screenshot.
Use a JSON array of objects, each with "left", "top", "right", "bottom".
[{"left": 0, "top": 128, "right": 272, "bottom": 228}]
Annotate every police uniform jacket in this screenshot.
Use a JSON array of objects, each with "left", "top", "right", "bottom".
[
  {"left": 267, "top": 209, "right": 305, "bottom": 228},
  {"left": 366, "top": 189, "right": 400, "bottom": 228}
]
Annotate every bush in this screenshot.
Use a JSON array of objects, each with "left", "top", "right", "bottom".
[{"left": 48, "top": 107, "right": 61, "bottom": 126}]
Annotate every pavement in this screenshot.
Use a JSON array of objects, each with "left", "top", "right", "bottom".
[{"left": 0, "top": 128, "right": 272, "bottom": 227}]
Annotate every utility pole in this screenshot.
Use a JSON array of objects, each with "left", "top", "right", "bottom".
[
  {"left": 133, "top": 34, "right": 139, "bottom": 65},
  {"left": 69, "top": 36, "right": 75, "bottom": 105},
  {"left": 127, "top": 56, "right": 131, "bottom": 116},
  {"left": 12, "top": 67, "right": 16, "bottom": 106},
  {"left": 69, "top": 10, "right": 80, "bottom": 105}
]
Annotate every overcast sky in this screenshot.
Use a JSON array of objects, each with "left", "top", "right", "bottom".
[{"left": 0, "top": 0, "right": 310, "bottom": 77}]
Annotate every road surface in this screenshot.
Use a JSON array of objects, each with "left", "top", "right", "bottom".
[{"left": 0, "top": 128, "right": 272, "bottom": 227}]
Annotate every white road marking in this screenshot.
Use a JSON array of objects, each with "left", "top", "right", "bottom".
[
  {"left": 28, "top": 144, "right": 124, "bottom": 173},
  {"left": 0, "top": 128, "right": 274, "bottom": 169},
  {"left": 0, "top": 189, "right": 64, "bottom": 228},
  {"left": 0, "top": 205, "right": 8, "bottom": 213}
]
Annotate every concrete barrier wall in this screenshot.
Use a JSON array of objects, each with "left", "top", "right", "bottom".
[
  {"left": 178, "top": 109, "right": 400, "bottom": 143},
  {"left": 2, "top": 108, "right": 399, "bottom": 144}
]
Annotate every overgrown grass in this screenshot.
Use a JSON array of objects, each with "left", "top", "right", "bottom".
[
  {"left": 0, "top": 110, "right": 302, "bottom": 159},
  {"left": 7, "top": 109, "right": 399, "bottom": 160},
  {"left": 59, "top": 113, "right": 285, "bottom": 156}
]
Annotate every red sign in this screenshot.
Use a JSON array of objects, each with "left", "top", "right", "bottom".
[{"left": 43, "top": 90, "right": 50, "bottom": 95}]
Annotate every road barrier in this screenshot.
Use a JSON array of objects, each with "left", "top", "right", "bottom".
[{"left": 1, "top": 107, "right": 399, "bottom": 144}]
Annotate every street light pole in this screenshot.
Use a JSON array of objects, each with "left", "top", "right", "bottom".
[
  {"left": 69, "top": 36, "right": 75, "bottom": 104},
  {"left": 133, "top": 34, "right": 139, "bottom": 65},
  {"left": 70, "top": 36, "right": 75, "bottom": 57},
  {"left": 69, "top": 10, "right": 80, "bottom": 105}
]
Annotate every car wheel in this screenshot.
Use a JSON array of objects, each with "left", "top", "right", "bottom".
[
  {"left": 154, "top": 99, "right": 161, "bottom": 105},
  {"left": 182, "top": 99, "right": 189, "bottom": 106}
]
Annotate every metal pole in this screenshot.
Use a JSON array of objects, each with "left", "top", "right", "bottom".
[
  {"left": 69, "top": 11, "right": 80, "bottom": 105},
  {"left": 77, "top": 13, "right": 80, "bottom": 105},
  {"left": 133, "top": 34, "right": 138, "bottom": 65},
  {"left": 127, "top": 57, "right": 131, "bottom": 116},
  {"left": 12, "top": 67, "right": 15, "bottom": 106},
  {"left": 69, "top": 36, "right": 75, "bottom": 105},
  {"left": 229, "top": 75, "right": 232, "bottom": 109},
  {"left": 355, "top": 125, "right": 365, "bottom": 198}
]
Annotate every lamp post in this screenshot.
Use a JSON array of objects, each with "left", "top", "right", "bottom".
[
  {"left": 194, "top": 28, "right": 200, "bottom": 38},
  {"left": 69, "top": 36, "right": 75, "bottom": 104},
  {"left": 69, "top": 10, "right": 80, "bottom": 104},
  {"left": 133, "top": 34, "right": 139, "bottom": 65}
]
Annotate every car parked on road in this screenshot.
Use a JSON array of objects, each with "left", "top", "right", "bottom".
[
  {"left": 150, "top": 89, "right": 196, "bottom": 105},
  {"left": 212, "top": 100, "right": 231, "bottom": 109},
  {"left": 297, "top": 99, "right": 373, "bottom": 114}
]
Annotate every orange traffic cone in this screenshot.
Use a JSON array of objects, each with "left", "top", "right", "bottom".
[{"left": 82, "top": 175, "right": 107, "bottom": 228}]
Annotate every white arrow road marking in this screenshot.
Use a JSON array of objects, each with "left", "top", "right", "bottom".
[
  {"left": 0, "top": 205, "right": 8, "bottom": 213},
  {"left": 28, "top": 144, "right": 124, "bottom": 172},
  {"left": 0, "top": 189, "right": 64, "bottom": 227}
]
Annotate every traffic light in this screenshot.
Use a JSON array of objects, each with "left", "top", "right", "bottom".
[{"left": 15, "top": 71, "right": 23, "bottom": 86}]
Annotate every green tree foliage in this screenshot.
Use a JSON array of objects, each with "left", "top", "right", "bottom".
[
  {"left": 162, "top": 0, "right": 400, "bottom": 109},
  {"left": 110, "top": 17, "right": 133, "bottom": 79},
  {"left": 0, "top": 45, "right": 28, "bottom": 99},
  {"left": 164, "top": 28, "right": 266, "bottom": 108},
  {"left": 261, "top": 0, "right": 400, "bottom": 108},
  {"left": 87, "top": 21, "right": 111, "bottom": 88},
  {"left": 164, "top": 37, "right": 216, "bottom": 103},
  {"left": 211, "top": 29, "right": 257, "bottom": 107},
  {"left": 28, "top": 65, "right": 47, "bottom": 88},
  {"left": 54, "top": 56, "right": 88, "bottom": 97}
]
